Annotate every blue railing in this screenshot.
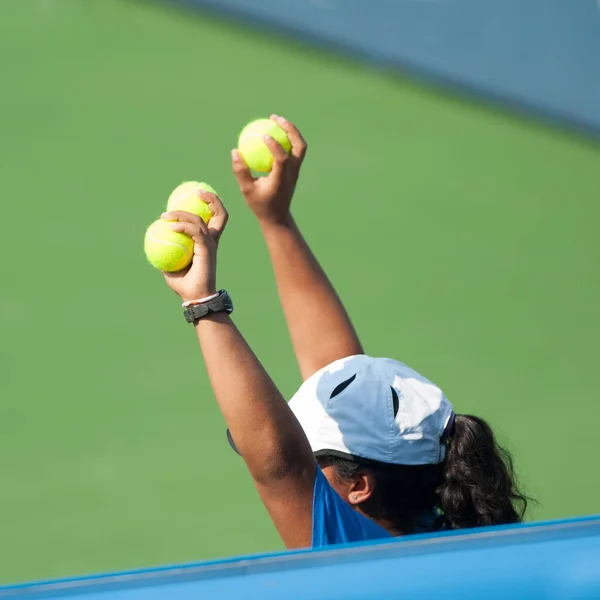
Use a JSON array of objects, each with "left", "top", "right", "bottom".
[{"left": 2, "top": 515, "right": 600, "bottom": 599}]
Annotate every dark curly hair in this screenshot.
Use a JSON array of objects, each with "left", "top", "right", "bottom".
[{"left": 317, "top": 414, "right": 530, "bottom": 535}]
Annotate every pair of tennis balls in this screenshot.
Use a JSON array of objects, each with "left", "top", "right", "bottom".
[
  {"left": 144, "top": 118, "right": 291, "bottom": 273},
  {"left": 144, "top": 181, "right": 217, "bottom": 272}
]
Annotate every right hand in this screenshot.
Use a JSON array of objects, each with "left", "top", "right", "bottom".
[
  {"left": 161, "top": 191, "right": 229, "bottom": 303},
  {"left": 232, "top": 115, "right": 307, "bottom": 225}
]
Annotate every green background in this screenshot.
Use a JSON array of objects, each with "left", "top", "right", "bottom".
[{"left": 1, "top": 0, "right": 599, "bottom": 585}]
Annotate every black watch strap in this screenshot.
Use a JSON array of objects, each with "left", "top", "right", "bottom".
[{"left": 183, "top": 290, "right": 234, "bottom": 323}]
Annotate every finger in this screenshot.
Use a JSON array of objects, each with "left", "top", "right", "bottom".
[
  {"left": 167, "top": 220, "right": 208, "bottom": 246},
  {"left": 263, "top": 134, "right": 289, "bottom": 181},
  {"left": 270, "top": 115, "right": 307, "bottom": 162},
  {"left": 199, "top": 191, "right": 229, "bottom": 241},
  {"left": 162, "top": 212, "right": 209, "bottom": 244},
  {"left": 231, "top": 149, "right": 255, "bottom": 194},
  {"left": 162, "top": 210, "right": 207, "bottom": 228}
]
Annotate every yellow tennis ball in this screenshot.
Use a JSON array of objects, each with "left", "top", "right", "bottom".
[
  {"left": 238, "top": 118, "right": 292, "bottom": 173},
  {"left": 144, "top": 219, "right": 194, "bottom": 272},
  {"left": 166, "top": 181, "right": 215, "bottom": 224}
]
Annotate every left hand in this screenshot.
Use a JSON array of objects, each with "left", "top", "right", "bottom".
[
  {"left": 161, "top": 191, "right": 229, "bottom": 303},
  {"left": 232, "top": 115, "right": 307, "bottom": 226}
]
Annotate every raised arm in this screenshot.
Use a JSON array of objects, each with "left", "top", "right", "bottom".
[
  {"left": 161, "top": 196, "right": 316, "bottom": 549},
  {"left": 232, "top": 116, "right": 363, "bottom": 380}
]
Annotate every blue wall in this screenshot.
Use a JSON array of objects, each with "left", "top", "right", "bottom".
[{"left": 183, "top": 0, "right": 600, "bottom": 137}]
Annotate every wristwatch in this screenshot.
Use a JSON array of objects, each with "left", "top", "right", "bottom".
[{"left": 182, "top": 290, "right": 234, "bottom": 323}]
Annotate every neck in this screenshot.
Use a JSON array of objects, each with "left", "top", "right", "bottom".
[
  {"left": 355, "top": 506, "right": 407, "bottom": 536},
  {"left": 378, "top": 520, "right": 406, "bottom": 537}
]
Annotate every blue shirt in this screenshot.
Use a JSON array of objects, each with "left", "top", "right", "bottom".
[{"left": 312, "top": 466, "right": 392, "bottom": 548}]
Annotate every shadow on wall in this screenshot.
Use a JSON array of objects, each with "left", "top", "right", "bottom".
[{"left": 169, "top": 0, "right": 600, "bottom": 138}]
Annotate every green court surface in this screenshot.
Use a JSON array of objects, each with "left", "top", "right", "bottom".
[{"left": 1, "top": 0, "right": 599, "bottom": 585}]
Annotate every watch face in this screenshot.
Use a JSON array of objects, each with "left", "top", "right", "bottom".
[
  {"left": 193, "top": 304, "right": 210, "bottom": 318},
  {"left": 184, "top": 304, "right": 208, "bottom": 322},
  {"left": 184, "top": 291, "right": 232, "bottom": 322}
]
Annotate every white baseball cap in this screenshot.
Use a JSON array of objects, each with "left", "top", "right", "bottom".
[{"left": 288, "top": 355, "right": 455, "bottom": 466}]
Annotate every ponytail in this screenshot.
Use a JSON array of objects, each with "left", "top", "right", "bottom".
[
  {"left": 437, "top": 414, "right": 529, "bottom": 530},
  {"left": 317, "top": 414, "right": 529, "bottom": 535}
]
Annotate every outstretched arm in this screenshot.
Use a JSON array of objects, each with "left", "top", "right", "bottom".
[
  {"left": 232, "top": 116, "right": 363, "bottom": 381},
  {"left": 161, "top": 196, "right": 316, "bottom": 549},
  {"left": 259, "top": 216, "right": 363, "bottom": 381}
]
